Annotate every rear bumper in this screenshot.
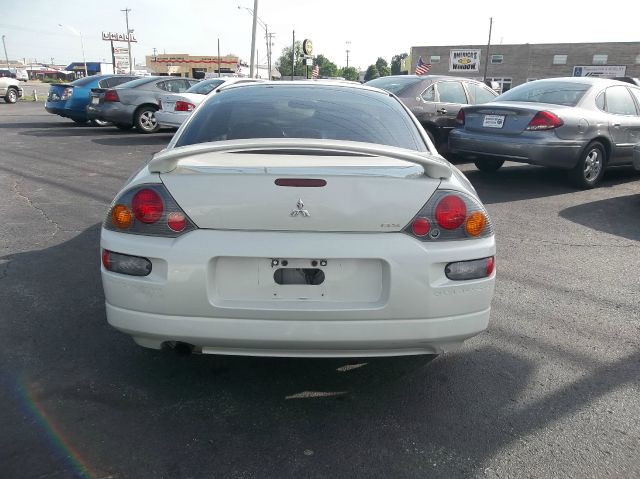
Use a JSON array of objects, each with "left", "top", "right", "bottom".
[
  {"left": 101, "top": 228, "right": 496, "bottom": 357},
  {"left": 449, "top": 128, "right": 585, "bottom": 169},
  {"left": 156, "top": 110, "right": 188, "bottom": 128},
  {"left": 106, "top": 303, "right": 490, "bottom": 357},
  {"left": 86, "top": 103, "right": 135, "bottom": 124},
  {"left": 45, "top": 102, "right": 66, "bottom": 115}
]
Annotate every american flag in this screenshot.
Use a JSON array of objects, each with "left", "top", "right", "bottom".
[
  {"left": 311, "top": 64, "right": 320, "bottom": 79},
  {"left": 415, "top": 56, "right": 432, "bottom": 75}
]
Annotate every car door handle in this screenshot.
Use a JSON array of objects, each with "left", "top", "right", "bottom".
[
  {"left": 612, "top": 123, "right": 621, "bottom": 127},
  {"left": 437, "top": 108, "right": 447, "bottom": 114}
]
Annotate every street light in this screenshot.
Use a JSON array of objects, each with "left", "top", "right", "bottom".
[
  {"left": 58, "top": 23, "right": 87, "bottom": 77},
  {"left": 238, "top": 4, "right": 272, "bottom": 79}
]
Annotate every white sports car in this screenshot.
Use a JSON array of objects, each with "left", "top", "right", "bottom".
[
  {"left": 155, "top": 77, "right": 264, "bottom": 128},
  {"left": 101, "top": 82, "right": 496, "bottom": 358}
]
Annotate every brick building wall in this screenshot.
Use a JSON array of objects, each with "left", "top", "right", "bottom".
[{"left": 410, "top": 42, "right": 640, "bottom": 91}]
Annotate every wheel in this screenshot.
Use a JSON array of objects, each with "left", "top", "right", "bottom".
[
  {"left": 568, "top": 141, "right": 606, "bottom": 189},
  {"left": 114, "top": 123, "right": 133, "bottom": 130},
  {"left": 72, "top": 118, "right": 88, "bottom": 124},
  {"left": 474, "top": 158, "right": 505, "bottom": 172},
  {"left": 4, "top": 88, "right": 18, "bottom": 104},
  {"left": 134, "top": 106, "right": 160, "bottom": 134},
  {"left": 90, "top": 118, "right": 110, "bottom": 127}
]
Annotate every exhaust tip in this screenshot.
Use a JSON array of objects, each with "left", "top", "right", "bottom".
[{"left": 162, "top": 341, "right": 196, "bottom": 356}]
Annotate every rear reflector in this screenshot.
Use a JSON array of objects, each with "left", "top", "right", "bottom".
[
  {"left": 102, "top": 250, "right": 152, "bottom": 276},
  {"left": 275, "top": 178, "right": 327, "bottom": 187},
  {"left": 445, "top": 256, "right": 495, "bottom": 281},
  {"left": 526, "top": 111, "right": 563, "bottom": 130}
]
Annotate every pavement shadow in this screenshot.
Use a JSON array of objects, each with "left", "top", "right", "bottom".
[
  {"left": 467, "top": 163, "right": 640, "bottom": 205},
  {"left": 559, "top": 192, "right": 640, "bottom": 241},
  {"left": 1, "top": 226, "right": 638, "bottom": 478},
  {"left": 92, "top": 133, "right": 174, "bottom": 147}
]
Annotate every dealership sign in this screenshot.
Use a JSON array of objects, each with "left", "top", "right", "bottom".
[
  {"left": 572, "top": 65, "right": 626, "bottom": 77},
  {"left": 102, "top": 31, "right": 137, "bottom": 42},
  {"left": 113, "top": 47, "right": 130, "bottom": 74},
  {"left": 449, "top": 49, "right": 481, "bottom": 72}
]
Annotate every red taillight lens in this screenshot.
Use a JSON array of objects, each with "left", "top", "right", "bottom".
[
  {"left": 411, "top": 217, "right": 431, "bottom": 236},
  {"left": 486, "top": 256, "right": 495, "bottom": 276},
  {"left": 104, "top": 89, "right": 119, "bottom": 102},
  {"left": 526, "top": 111, "right": 563, "bottom": 130},
  {"left": 456, "top": 108, "right": 465, "bottom": 125},
  {"left": 102, "top": 249, "right": 110, "bottom": 269},
  {"left": 167, "top": 212, "right": 186, "bottom": 232},
  {"left": 132, "top": 188, "right": 164, "bottom": 224},
  {"left": 174, "top": 100, "right": 195, "bottom": 112},
  {"left": 435, "top": 195, "right": 467, "bottom": 230}
]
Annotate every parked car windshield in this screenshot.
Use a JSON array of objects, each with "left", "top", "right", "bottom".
[
  {"left": 365, "top": 76, "right": 424, "bottom": 94},
  {"left": 175, "top": 84, "right": 427, "bottom": 152},
  {"left": 497, "top": 81, "right": 591, "bottom": 106},
  {"left": 186, "top": 79, "right": 225, "bottom": 95}
]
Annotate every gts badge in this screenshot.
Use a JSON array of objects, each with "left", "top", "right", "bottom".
[{"left": 381, "top": 223, "right": 402, "bottom": 228}]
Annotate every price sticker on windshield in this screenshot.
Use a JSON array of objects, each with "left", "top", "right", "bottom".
[{"left": 483, "top": 114, "right": 505, "bottom": 128}]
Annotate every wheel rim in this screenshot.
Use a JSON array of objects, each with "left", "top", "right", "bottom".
[
  {"left": 140, "top": 111, "right": 157, "bottom": 130},
  {"left": 583, "top": 149, "right": 602, "bottom": 181},
  {"left": 94, "top": 119, "right": 109, "bottom": 127},
  {"left": 8, "top": 90, "right": 16, "bottom": 102}
]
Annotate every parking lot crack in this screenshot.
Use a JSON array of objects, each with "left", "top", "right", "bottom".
[{"left": 12, "top": 179, "right": 60, "bottom": 237}]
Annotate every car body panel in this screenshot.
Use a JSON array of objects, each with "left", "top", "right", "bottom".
[
  {"left": 449, "top": 77, "right": 640, "bottom": 169},
  {"left": 0, "top": 77, "right": 24, "bottom": 99}
]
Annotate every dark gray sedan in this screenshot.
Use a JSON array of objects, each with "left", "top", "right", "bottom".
[
  {"left": 449, "top": 77, "right": 640, "bottom": 188},
  {"left": 365, "top": 75, "right": 498, "bottom": 153},
  {"left": 86, "top": 76, "right": 199, "bottom": 133}
]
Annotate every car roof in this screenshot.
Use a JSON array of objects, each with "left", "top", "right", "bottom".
[
  {"left": 218, "top": 80, "right": 390, "bottom": 96},
  {"left": 369, "top": 74, "right": 486, "bottom": 83},
  {"left": 527, "top": 76, "right": 635, "bottom": 87}
]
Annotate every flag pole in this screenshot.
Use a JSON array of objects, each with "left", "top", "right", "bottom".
[{"left": 483, "top": 17, "right": 493, "bottom": 82}]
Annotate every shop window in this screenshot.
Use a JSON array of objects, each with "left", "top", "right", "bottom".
[
  {"left": 592, "top": 54, "right": 608, "bottom": 65},
  {"left": 552, "top": 55, "right": 567, "bottom": 65},
  {"left": 491, "top": 54, "right": 504, "bottom": 64}
]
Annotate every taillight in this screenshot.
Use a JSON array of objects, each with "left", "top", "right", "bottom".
[
  {"left": 445, "top": 256, "right": 495, "bottom": 281},
  {"left": 456, "top": 108, "right": 465, "bottom": 125},
  {"left": 403, "top": 190, "right": 493, "bottom": 241},
  {"left": 103, "top": 184, "right": 196, "bottom": 237},
  {"left": 174, "top": 100, "right": 195, "bottom": 112},
  {"left": 62, "top": 87, "right": 73, "bottom": 100},
  {"left": 104, "top": 89, "right": 119, "bottom": 102},
  {"left": 525, "top": 111, "right": 563, "bottom": 130},
  {"left": 132, "top": 188, "right": 163, "bottom": 224},
  {"left": 102, "top": 250, "right": 152, "bottom": 276},
  {"left": 435, "top": 195, "right": 467, "bottom": 230}
]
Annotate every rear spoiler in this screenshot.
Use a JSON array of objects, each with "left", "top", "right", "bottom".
[{"left": 148, "top": 139, "right": 452, "bottom": 179}]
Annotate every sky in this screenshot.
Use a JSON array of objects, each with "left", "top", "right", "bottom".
[{"left": 1, "top": 0, "right": 638, "bottom": 71}]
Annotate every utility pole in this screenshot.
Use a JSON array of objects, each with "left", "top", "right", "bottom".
[
  {"left": 2, "top": 35, "right": 9, "bottom": 69},
  {"left": 121, "top": 7, "right": 133, "bottom": 74},
  {"left": 483, "top": 17, "right": 493, "bottom": 82},
  {"left": 217, "top": 39, "right": 221, "bottom": 77},
  {"left": 291, "top": 30, "right": 295, "bottom": 80},
  {"left": 345, "top": 40, "right": 351, "bottom": 69},
  {"left": 249, "top": 0, "right": 258, "bottom": 78},
  {"left": 266, "top": 32, "right": 275, "bottom": 79}
]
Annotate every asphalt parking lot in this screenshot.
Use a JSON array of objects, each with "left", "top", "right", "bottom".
[{"left": 1, "top": 102, "right": 639, "bottom": 478}]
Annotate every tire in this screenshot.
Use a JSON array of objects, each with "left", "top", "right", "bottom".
[
  {"left": 4, "top": 88, "right": 18, "bottom": 104},
  {"left": 474, "top": 158, "right": 505, "bottom": 172},
  {"left": 90, "top": 118, "right": 110, "bottom": 127},
  {"left": 114, "top": 123, "right": 133, "bottom": 130},
  {"left": 72, "top": 118, "right": 88, "bottom": 124},
  {"left": 134, "top": 106, "right": 160, "bottom": 134},
  {"left": 568, "top": 141, "right": 606, "bottom": 189}
]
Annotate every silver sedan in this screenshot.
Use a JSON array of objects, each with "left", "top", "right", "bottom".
[{"left": 448, "top": 77, "right": 640, "bottom": 188}]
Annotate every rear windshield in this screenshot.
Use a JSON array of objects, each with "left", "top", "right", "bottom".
[
  {"left": 365, "top": 76, "right": 424, "bottom": 94},
  {"left": 115, "top": 77, "right": 158, "bottom": 89},
  {"left": 175, "top": 85, "right": 427, "bottom": 152},
  {"left": 187, "top": 79, "right": 225, "bottom": 95},
  {"left": 71, "top": 76, "right": 102, "bottom": 87},
  {"left": 497, "top": 81, "right": 591, "bottom": 106}
]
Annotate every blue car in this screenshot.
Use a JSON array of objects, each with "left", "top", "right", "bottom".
[{"left": 45, "top": 74, "right": 138, "bottom": 126}]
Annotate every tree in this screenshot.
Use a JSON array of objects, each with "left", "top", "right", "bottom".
[
  {"left": 315, "top": 54, "right": 338, "bottom": 78},
  {"left": 339, "top": 66, "right": 359, "bottom": 82},
  {"left": 276, "top": 41, "right": 306, "bottom": 77},
  {"left": 391, "top": 53, "right": 408, "bottom": 75},
  {"left": 375, "top": 57, "right": 391, "bottom": 77},
  {"left": 364, "top": 65, "right": 380, "bottom": 82}
]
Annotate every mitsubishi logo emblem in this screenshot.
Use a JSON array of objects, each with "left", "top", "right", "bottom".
[{"left": 290, "top": 198, "right": 311, "bottom": 217}]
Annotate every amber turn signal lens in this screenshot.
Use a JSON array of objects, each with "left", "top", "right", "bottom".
[
  {"left": 465, "top": 211, "right": 486, "bottom": 236},
  {"left": 112, "top": 204, "right": 133, "bottom": 229}
]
